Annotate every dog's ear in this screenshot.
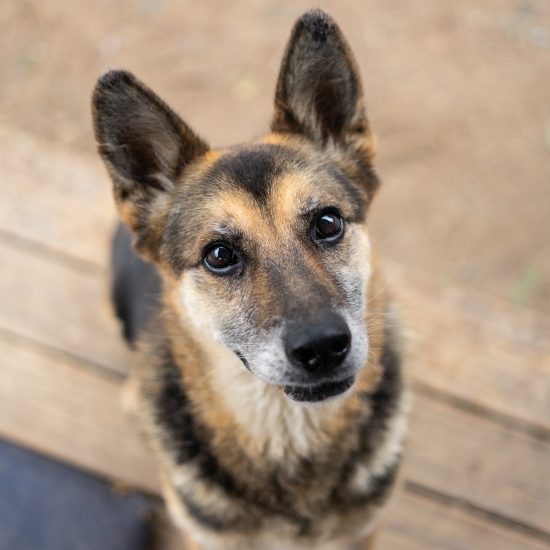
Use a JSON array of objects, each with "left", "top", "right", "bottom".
[
  {"left": 92, "top": 70, "right": 209, "bottom": 261},
  {"left": 272, "top": 11, "right": 377, "bottom": 193}
]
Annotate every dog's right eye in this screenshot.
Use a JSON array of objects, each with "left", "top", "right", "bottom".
[
  {"left": 311, "top": 209, "right": 345, "bottom": 244},
  {"left": 204, "top": 244, "right": 240, "bottom": 274}
]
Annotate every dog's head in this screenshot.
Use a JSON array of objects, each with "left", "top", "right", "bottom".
[{"left": 93, "top": 10, "right": 380, "bottom": 403}]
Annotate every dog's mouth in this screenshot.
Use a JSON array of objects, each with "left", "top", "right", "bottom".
[{"left": 281, "top": 376, "right": 356, "bottom": 403}]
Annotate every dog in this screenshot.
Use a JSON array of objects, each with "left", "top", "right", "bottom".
[{"left": 92, "top": 9, "right": 407, "bottom": 550}]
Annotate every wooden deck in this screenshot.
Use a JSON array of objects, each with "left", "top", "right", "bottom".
[{"left": 1, "top": 125, "right": 549, "bottom": 549}]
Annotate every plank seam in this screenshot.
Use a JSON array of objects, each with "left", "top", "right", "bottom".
[
  {"left": 0, "top": 325, "right": 125, "bottom": 382},
  {"left": 0, "top": 228, "right": 106, "bottom": 277},
  {"left": 404, "top": 480, "right": 550, "bottom": 545},
  {"left": 412, "top": 381, "right": 550, "bottom": 443}
]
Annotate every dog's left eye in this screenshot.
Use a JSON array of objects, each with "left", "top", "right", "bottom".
[
  {"left": 312, "top": 211, "right": 344, "bottom": 242},
  {"left": 204, "top": 244, "right": 240, "bottom": 274}
]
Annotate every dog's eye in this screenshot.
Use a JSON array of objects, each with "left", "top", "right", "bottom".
[
  {"left": 204, "top": 244, "right": 240, "bottom": 273},
  {"left": 313, "top": 211, "right": 344, "bottom": 242}
]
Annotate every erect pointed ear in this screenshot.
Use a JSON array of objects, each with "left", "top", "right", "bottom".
[
  {"left": 92, "top": 70, "right": 209, "bottom": 261},
  {"left": 272, "top": 11, "right": 377, "bottom": 193}
]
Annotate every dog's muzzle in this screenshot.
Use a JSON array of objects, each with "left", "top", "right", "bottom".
[{"left": 282, "top": 313, "right": 354, "bottom": 402}]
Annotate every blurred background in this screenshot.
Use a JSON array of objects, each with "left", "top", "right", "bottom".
[{"left": 0, "top": 1, "right": 549, "bottom": 549}]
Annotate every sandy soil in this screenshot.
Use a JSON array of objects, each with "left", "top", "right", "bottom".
[{"left": 1, "top": 0, "right": 549, "bottom": 314}]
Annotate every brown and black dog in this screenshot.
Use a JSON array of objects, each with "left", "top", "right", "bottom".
[{"left": 92, "top": 10, "right": 407, "bottom": 550}]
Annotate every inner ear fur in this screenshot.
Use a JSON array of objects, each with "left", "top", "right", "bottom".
[
  {"left": 272, "top": 10, "right": 378, "bottom": 196},
  {"left": 92, "top": 70, "right": 209, "bottom": 261}
]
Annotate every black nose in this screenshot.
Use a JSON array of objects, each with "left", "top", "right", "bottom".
[{"left": 285, "top": 316, "right": 351, "bottom": 373}]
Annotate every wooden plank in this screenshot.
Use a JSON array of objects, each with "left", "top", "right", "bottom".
[
  {"left": 407, "top": 393, "right": 550, "bottom": 534},
  {"left": 0, "top": 335, "right": 159, "bottom": 494},
  {"left": 381, "top": 492, "right": 550, "bottom": 550},
  {"left": 0, "top": 126, "right": 115, "bottom": 267},
  {"left": 385, "top": 260, "right": 550, "bottom": 432},
  {"left": 0, "top": 241, "right": 130, "bottom": 375}
]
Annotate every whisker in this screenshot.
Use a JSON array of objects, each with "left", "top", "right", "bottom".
[
  {"left": 226, "top": 371, "right": 249, "bottom": 384},
  {"left": 366, "top": 322, "right": 401, "bottom": 330},
  {"left": 367, "top": 350, "right": 385, "bottom": 377},
  {"left": 203, "top": 363, "right": 227, "bottom": 381},
  {"left": 364, "top": 312, "right": 392, "bottom": 324},
  {"left": 366, "top": 285, "right": 388, "bottom": 307},
  {"left": 363, "top": 311, "right": 395, "bottom": 318}
]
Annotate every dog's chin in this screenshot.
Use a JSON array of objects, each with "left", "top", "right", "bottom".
[{"left": 282, "top": 376, "right": 356, "bottom": 404}]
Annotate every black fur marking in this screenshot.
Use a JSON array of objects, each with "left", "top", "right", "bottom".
[
  {"left": 366, "top": 460, "right": 400, "bottom": 503},
  {"left": 358, "top": 324, "right": 404, "bottom": 457},
  {"left": 344, "top": 460, "right": 400, "bottom": 509},
  {"left": 155, "top": 352, "right": 238, "bottom": 494},
  {"left": 156, "top": 351, "right": 318, "bottom": 533},
  {"left": 111, "top": 222, "right": 162, "bottom": 345},
  {"left": 332, "top": 321, "right": 403, "bottom": 508},
  {"left": 302, "top": 10, "right": 331, "bottom": 42},
  {"left": 204, "top": 144, "right": 287, "bottom": 203},
  {"left": 179, "top": 492, "right": 260, "bottom": 533}
]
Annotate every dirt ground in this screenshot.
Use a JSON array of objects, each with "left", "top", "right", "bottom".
[{"left": 1, "top": 0, "right": 549, "bottom": 314}]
